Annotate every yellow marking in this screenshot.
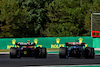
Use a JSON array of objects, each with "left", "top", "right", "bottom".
[
  {"left": 15, "top": 45, "right": 19, "bottom": 48},
  {"left": 56, "top": 38, "right": 60, "bottom": 44},
  {"left": 34, "top": 46, "right": 36, "bottom": 48},
  {"left": 59, "top": 44, "right": 65, "bottom": 47},
  {"left": 51, "top": 44, "right": 65, "bottom": 48},
  {"left": 37, "top": 45, "right": 42, "bottom": 47},
  {"left": 24, "top": 51, "right": 27, "bottom": 55},
  {"left": 12, "top": 39, "right": 16, "bottom": 45},
  {"left": 7, "top": 45, "right": 14, "bottom": 49},
  {"left": 78, "top": 38, "right": 83, "bottom": 43},
  {"left": 85, "top": 44, "right": 88, "bottom": 47},
  {"left": 34, "top": 39, "right": 38, "bottom": 44},
  {"left": 7, "top": 39, "right": 17, "bottom": 49}
]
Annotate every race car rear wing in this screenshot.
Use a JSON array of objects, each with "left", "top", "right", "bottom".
[
  {"left": 16, "top": 42, "right": 35, "bottom": 46},
  {"left": 65, "top": 42, "right": 85, "bottom": 46}
]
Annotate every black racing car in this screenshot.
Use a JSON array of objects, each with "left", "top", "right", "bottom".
[
  {"left": 59, "top": 42, "right": 95, "bottom": 59},
  {"left": 10, "top": 42, "right": 47, "bottom": 58}
]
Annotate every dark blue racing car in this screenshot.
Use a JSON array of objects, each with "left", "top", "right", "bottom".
[
  {"left": 10, "top": 42, "right": 47, "bottom": 58},
  {"left": 59, "top": 42, "right": 95, "bottom": 58}
]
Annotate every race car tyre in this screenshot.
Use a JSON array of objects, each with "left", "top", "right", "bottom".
[
  {"left": 59, "top": 47, "right": 67, "bottom": 58},
  {"left": 35, "top": 47, "right": 47, "bottom": 58},
  {"left": 41, "top": 47, "right": 47, "bottom": 58},
  {"left": 35, "top": 47, "right": 41, "bottom": 58},
  {"left": 10, "top": 47, "right": 18, "bottom": 58},
  {"left": 85, "top": 47, "right": 95, "bottom": 59}
]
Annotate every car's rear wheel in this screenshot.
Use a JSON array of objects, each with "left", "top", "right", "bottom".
[
  {"left": 85, "top": 47, "right": 95, "bottom": 59},
  {"left": 35, "top": 47, "right": 40, "bottom": 58},
  {"left": 59, "top": 47, "right": 67, "bottom": 58},
  {"left": 35, "top": 47, "right": 47, "bottom": 58},
  {"left": 41, "top": 47, "right": 47, "bottom": 58},
  {"left": 10, "top": 47, "right": 18, "bottom": 58}
]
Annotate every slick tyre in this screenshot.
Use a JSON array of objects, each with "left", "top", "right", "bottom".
[
  {"left": 85, "top": 47, "right": 95, "bottom": 59},
  {"left": 35, "top": 47, "right": 41, "bottom": 58},
  {"left": 41, "top": 47, "right": 47, "bottom": 58},
  {"left": 59, "top": 47, "right": 67, "bottom": 58},
  {"left": 10, "top": 47, "right": 18, "bottom": 58}
]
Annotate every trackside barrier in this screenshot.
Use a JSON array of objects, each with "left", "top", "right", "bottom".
[
  {"left": 93, "top": 38, "right": 100, "bottom": 48},
  {"left": 0, "top": 37, "right": 93, "bottom": 49}
]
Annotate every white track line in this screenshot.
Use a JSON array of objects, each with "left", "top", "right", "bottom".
[
  {"left": 0, "top": 52, "right": 9, "bottom": 54},
  {"left": 95, "top": 48, "right": 100, "bottom": 51}
]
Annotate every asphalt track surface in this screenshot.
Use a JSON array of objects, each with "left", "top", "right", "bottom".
[{"left": 0, "top": 54, "right": 100, "bottom": 67}]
